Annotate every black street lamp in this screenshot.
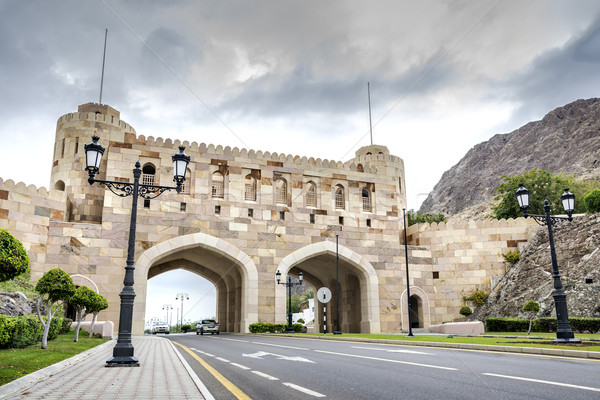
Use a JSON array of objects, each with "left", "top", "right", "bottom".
[
  {"left": 276, "top": 270, "right": 303, "bottom": 333},
  {"left": 85, "top": 136, "right": 190, "bottom": 366},
  {"left": 515, "top": 184, "right": 580, "bottom": 343},
  {"left": 334, "top": 234, "right": 342, "bottom": 335}
]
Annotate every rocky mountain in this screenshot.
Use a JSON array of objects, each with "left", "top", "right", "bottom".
[
  {"left": 472, "top": 213, "right": 600, "bottom": 321},
  {"left": 419, "top": 98, "right": 600, "bottom": 218}
]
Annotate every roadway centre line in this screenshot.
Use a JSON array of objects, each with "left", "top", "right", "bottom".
[
  {"left": 252, "top": 341, "right": 308, "bottom": 350},
  {"left": 314, "top": 350, "right": 458, "bottom": 370},
  {"left": 215, "top": 357, "right": 230, "bottom": 362},
  {"left": 230, "top": 363, "right": 251, "bottom": 370},
  {"left": 221, "top": 338, "right": 249, "bottom": 343},
  {"left": 251, "top": 371, "right": 279, "bottom": 380},
  {"left": 482, "top": 373, "right": 600, "bottom": 392},
  {"left": 282, "top": 382, "right": 326, "bottom": 398}
]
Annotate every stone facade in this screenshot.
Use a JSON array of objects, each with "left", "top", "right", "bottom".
[{"left": 0, "top": 103, "right": 539, "bottom": 334}]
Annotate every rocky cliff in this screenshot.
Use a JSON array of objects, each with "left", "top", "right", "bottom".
[
  {"left": 419, "top": 98, "right": 600, "bottom": 218},
  {"left": 473, "top": 213, "right": 600, "bottom": 320}
]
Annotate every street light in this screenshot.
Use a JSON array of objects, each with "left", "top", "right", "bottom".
[
  {"left": 85, "top": 136, "right": 190, "bottom": 366},
  {"left": 176, "top": 292, "right": 189, "bottom": 332},
  {"left": 162, "top": 304, "right": 173, "bottom": 327},
  {"left": 276, "top": 270, "right": 303, "bottom": 333},
  {"left": 334, "top": 234, "right": 342, "bottom": 335},
  {"left": 516, "top": 184, "right": 580, "bottom": 343}
]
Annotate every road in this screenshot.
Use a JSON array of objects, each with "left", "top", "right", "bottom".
[{"left": 167, "top": 333, "right": 600, "bottom": 400}]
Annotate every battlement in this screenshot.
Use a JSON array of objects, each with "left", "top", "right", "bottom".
[
  {"left": 57, "top": 111, "right": 135, "bottom": 134},
  {"left": 0, "top": 177, "right": 49, "bottom": 196},
  {"left": 407, "top": 217, "right": 535, "bottom": 235}
]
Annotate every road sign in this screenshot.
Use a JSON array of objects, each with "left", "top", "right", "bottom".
[{"left": 317, "top": 287, "right": 332, "bottom": 303}]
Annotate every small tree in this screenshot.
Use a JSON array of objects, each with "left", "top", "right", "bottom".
[
  {"left": 584, "top": 189, "right": 600, "bottom": 213},
  {"left": 70, "top": 286, "right": 97, "bottom": 342},
  {"left": 523, "top": 300, "right": 540, "bottom": 335},
  {"left": 87, "top": 292, "right": 108, "bottom": 338},
  {"left": 35, "top": 268, "right": 75, "bottom": 349},
  {"left": 0, "top": 229, "right": 30, "bottom": 282},
  {"left": 459, "top": 306, "right": 473, "bottom": 319}
]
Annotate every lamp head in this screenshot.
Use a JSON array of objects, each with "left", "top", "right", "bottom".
[
  {"left": 515, "top": 184, "right": 530, "bottom": 215},
  {"left": 561, "top": 188, "right": 575, "bottom": 218},
  {"left": 276, "top": 270, "right": 281, "bottom": 284},
  {"left": 84, "top": 136, "right": 105, "bottom": 179},
  {"left": 172, "top": 146, "right": 190, "bottom": 190},
  {"left": 298, "top": 271, "right": 303, "bottom": 284}
]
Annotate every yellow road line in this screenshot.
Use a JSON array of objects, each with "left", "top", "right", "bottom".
[{"left": 174, "top": 341, "right": 251, "bottom": 400}]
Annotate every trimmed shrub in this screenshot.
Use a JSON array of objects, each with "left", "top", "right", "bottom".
[
  {"left": 459, "top": 306, "right": 473, "bottom": 318},
  {"left": 0, "top": 315, "right": 71, "bottom": 348},
  {"left": 249, "top": 322, "right": 303, "bottom": 333},
  {"left": 486, "top": 317, "right": 600, "bottom": 333},
  {"left": 0, "top": 229, "right": 30, "bottom": 282},
  {"left": 584, "top": 189, "right": 600, "bottom": 213},
  {"left": 485, "top": 318, "right": 529, "bottom": 332}
]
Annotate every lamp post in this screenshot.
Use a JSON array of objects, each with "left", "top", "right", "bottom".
[
  {"left": 402, "top": 209, "right": 414, "bottom": 336},
  {"left": 276, "top": 270, "right": 303, "bottom": 333},
  {"left": 515, "top": 184, "right": 580, "bottom": 343},
  {"left": 85, "top": 136, "right": 190, "bottom": 366},
  {"left": 334, "top": 234, "right": 342, "bottom": 335},
  {"left": 162, "top": 304, "right": 173, "bottom": 327},
  {"left": 176, "top": 292, "right": 189, "bottom": 333}
]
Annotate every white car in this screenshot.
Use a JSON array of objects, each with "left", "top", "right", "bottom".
[
  {"left": 152, "top": 321, "right": 170, "bottom": 334},
  {"left": 196, "top": 319, "right": 219, "bottom": 335}
]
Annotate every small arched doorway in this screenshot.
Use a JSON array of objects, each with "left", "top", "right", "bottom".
[{"left": 409, "top": 295, "right": 421, "bottom": 328}]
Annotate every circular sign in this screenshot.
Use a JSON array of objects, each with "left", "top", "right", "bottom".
[{"left": 317, "top": 287, "right": 332, "bottom": 303}]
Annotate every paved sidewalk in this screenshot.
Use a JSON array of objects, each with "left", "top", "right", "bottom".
[{"left": 0, "top": 336, "right": 210, "bottom": 400}]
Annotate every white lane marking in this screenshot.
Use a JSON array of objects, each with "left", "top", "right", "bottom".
[
  {"left": 230, "top": 363, "right": 251, "bottom": 370},
  {"left": 215, "top": 357, "right": 230, "bottom": 362},
  {"left": 251, "top": 371, "right": 279, "bottom": 380},
  {"left": 482, "top": 373, "right": 600, "bottom": 392},
  {"left": 352, "top": 346, "right": 432, "bottom": 355},
  {"left": 221, "top": 338, "right": 249, "bottom": 343},
  {"left": 252, "top": 341, "right": 308, "bottom": 350},
  {"left": 243, "top": 351, "right": 315, "bottom": 363},
  {"left": 203, "top": 352, "right": 215, "bottom": 357},
  {"left": 283, "top": 382, "right": 326, "bottom": 398},
  {"left": 314, "top": 350, "right": 457, "bottom": 370}
]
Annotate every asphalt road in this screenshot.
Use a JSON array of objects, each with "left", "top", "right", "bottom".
[{"left": 167, "top": 333, "right": 600, "bottom": 400}]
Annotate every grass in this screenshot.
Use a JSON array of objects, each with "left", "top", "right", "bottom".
[
  {"left": 0, "top": 331, "right": 108, "bottom": 386},
  {"left": 292, "top": 332, "right": 600, "bottom": 352}
]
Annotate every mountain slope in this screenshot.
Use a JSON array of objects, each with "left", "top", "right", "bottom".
[{"left": 419, "top": 98, "right": 600, "bottom": 217}]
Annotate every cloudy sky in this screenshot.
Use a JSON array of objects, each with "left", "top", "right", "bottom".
[{"left": 3, "top": 0, "right": 600, "bottom": 324}]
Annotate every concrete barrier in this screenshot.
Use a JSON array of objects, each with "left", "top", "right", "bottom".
[
  {"left": 70, "top": 321, "right": 114, "bottom": 339},
  {"left": 429, "top": 321, "right": 484, "bottom": 335}
]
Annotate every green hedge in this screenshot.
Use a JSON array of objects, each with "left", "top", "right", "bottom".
[
  {"left": 0, "top": 315, "right": 71, "bottom": 349},
  {"left": 249, "top": 322, "right": 303, "bottom": 333},
  {"left": 486, "top": 317, "right": 600, "bottom": 333}
]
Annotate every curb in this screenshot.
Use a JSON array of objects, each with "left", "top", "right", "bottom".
[
  {"left": 0, "top": 339, "right": 115, "bottom": 399},
  {"left": 246, "top": 334, "right": 600, "bottom": 360}
]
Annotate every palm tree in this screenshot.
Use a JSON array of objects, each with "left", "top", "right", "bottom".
[{"left": 298, "top": 289, "right": 314, "bottom": 311}]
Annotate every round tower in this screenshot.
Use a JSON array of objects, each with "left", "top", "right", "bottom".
[{"left": 50, "top": 103, "right": 136, "bottom": 223}]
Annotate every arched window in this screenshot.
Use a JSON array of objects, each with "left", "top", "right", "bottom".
[
  {"left": 212, "top": 171, "right": 224, "bottom": 198},
  {"left": 306, "top": 181, "right": 317, "bottom": 207},
  {"left": 362, "top": 188, "right": 371, "bottom": 212},
  {"left": 180, "top": 168, "right": 192, "bottom": 194},
  {"left": 54, "top": 180, "right": 65, "bottom": 191},
  {"left": 142, "top": 164, "right": 156, "bottom": 186},
  {"left": 357, "top": 163, "right": 364, "bottom": 172},
  {"left": 245, "top": 174, "right": 256, "bottom": 201},
  {"left": 275, "top": 178, "right": 287, "bottom": 204},
  {"left": 334, "top": 184, "right": 345, "bottom": 209}
]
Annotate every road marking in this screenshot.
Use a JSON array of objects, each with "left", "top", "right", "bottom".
[
  {"left": 314, "top": 350, "right": 457, "bottom": 370},
  {"left": 173, "top": 342, "right": 251, "bottom": 400},
  {"left": 216, "top": 357, "right": 230, "bottom": 362},
  {"left": 243, "top": 350, "right": 315, "bottom": 363},
  {"left": 352, "top": 346, "right": 432, "bottom": 355},
  {"left": 204, "top": 352, "right": 215, "bottom": 357},
  {"left": 283, "top": 382, "right": 326, "bottom": 398},
  {"left": 251, "top": 371, "right": 279, "bottom": 380},
  {"left": 482, "top": 373, "right": 600, "bottom": 392},
  {"left": 222, "top": 338, "right": 249, "bottom": 343},
  {"left": 252, "top": 341, "right": 308, "bottom": 350},
  {"left": 231, "top": 363, "right": 251, "bottom": 370}
]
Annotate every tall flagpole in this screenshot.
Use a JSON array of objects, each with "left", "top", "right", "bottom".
[
  {"left": 367, "top": 82, "right": 373, "bottom": 145},
  {"left": 99, "top": 29, "right": 108, "bottom": 104}
]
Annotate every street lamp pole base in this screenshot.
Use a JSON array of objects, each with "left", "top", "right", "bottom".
[
  {"left": 552, "top": 338, "right": 581, "bottom": 344},
  {"left": 105, "top": 356, "right": 140, "bottom": 367},
  {"left": 333, "top": 331, "right": 342, "bottom": 335}
]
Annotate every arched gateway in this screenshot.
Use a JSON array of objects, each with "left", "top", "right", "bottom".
[{"left": 134, "top": 232, "right": 259, "bottom": 335}]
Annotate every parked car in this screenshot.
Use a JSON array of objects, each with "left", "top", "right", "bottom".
[
  {"left": 152, "top": 321, "right": 170, "bottom": 334},
  {"left": 196, "top": 319, "right": 219, "bottom": 335}
]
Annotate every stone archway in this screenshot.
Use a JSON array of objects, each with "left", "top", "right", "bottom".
[
  {"left": 134, "top": 232, "right": 259, "bottom": 334},
  {"left": 276, "top": 240, "right": 381, "bottom": 333},
  {"left": 401, "top": 286, "right": 431, "bottom": 330}
]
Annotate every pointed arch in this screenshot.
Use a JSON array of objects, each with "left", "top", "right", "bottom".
[{"left": 400, "top": 286, "right": 431, "bottom": 330}]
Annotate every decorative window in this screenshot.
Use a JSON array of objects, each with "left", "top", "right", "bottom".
[
  {"left": 275, "top": 177, "right": 287, "bottom": 205},
  {"left": 142, "top": 164, "right": 156, "bottom": 186},
  {"left": 334, "top": 185, "right": 345, "bottom": 209},
  {"left": 212, "top": 171, "right": 224, "bottom": 198},
  {"left": 245, "top": 174, "right": 256, "bottom": 201},
  {"left": 362, "top": 188, "right": 371, "bottom": 212},
  {"left": 306, "top": 181, "right": 317, "bottom": 207}
]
